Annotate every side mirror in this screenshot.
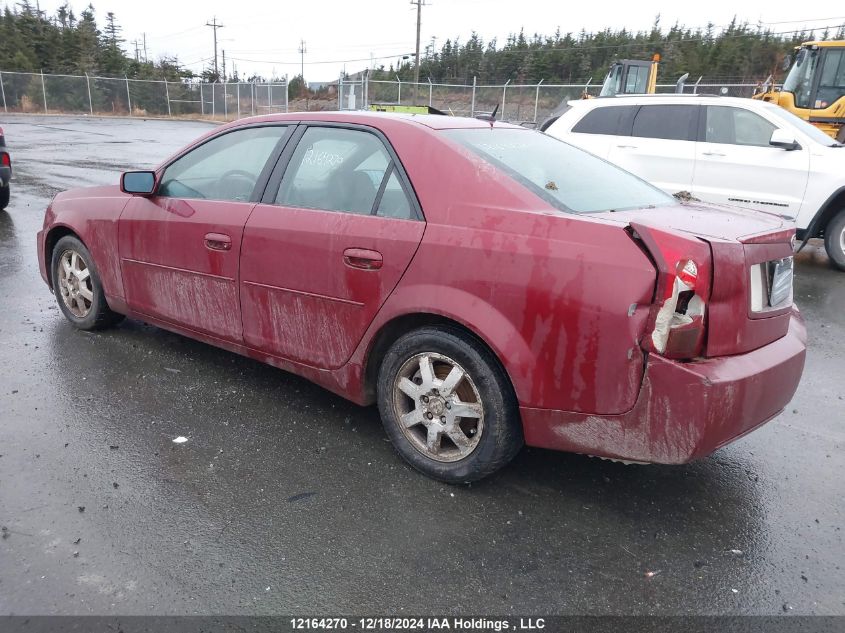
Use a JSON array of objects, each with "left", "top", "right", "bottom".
[
  {"left": 121, "top": 171, "right": 156, "bottom": 195},
  {"left": 769, "top": 129, "right": 801, "bottom": 151},
  {"left": 781, "top": 54, "right": 792, "bottom": 72}
]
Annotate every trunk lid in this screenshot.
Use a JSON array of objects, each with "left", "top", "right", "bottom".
[{"left": 597, "top": 202, "right": 795, "bottom": 357}]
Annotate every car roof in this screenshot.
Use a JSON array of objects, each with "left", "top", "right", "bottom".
[
  {"left": 221, "top": 110, "right": 524, "bottom": 131},
  {"left": 566, "top": 94, "right": 760, "bottom": 108}
]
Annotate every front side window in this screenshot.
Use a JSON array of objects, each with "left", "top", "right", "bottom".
[
  {"left": 631, "top": 105, "right": 696, "bottom": 141},
  {"left": 445, "top": 127, "right": 674, "bottom": 214},
  {"left": 704, "top": 106, "right": 776, "bottom": 147},
  {"left": 159, "top": 126, "right": 288, "bottom": 201},
  {"left": 276, "top": 127, "right": 412, "bottom": 217}
]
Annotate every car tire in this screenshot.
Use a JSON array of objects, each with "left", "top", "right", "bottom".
[
  {"left": 51, "top": 235, "right": 124, "bottom": 330},
  {"left": 824, "top": 209, "right": 845, "bottom": 272},
  {"left": 377, "top": 326, "right": 523, "bottom": 483},
  {"left": 0, "top": 185, "right": 8, "bottom": 210}
]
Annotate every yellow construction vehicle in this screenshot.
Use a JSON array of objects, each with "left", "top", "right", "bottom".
[
  {"left": 595, "top": 54, "right": 661, "bottom": 97},
  {"left": 754, "top": 41, "right": 845, "bottom": 142}
]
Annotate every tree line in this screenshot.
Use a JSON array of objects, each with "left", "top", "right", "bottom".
[{"left": 372, "top": 16, "right": 845, "bottom": 85}]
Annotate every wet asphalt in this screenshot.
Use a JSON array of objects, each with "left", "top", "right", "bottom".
[{"left": 0, "top": 114, "right": 842, "bottom": 616}]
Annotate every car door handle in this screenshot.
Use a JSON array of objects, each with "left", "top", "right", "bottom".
[
  {"left": 702, "top": 152, "right": 726, "bottom": 157},
  {"left": 343, "top": 248, "right": 383, "bottom": 270},
  {"left": 616, "top": 144, "right": 638, "bottom": 149},
  {"left": 204, "top": 232, "right": 232, "bottom": 251}
]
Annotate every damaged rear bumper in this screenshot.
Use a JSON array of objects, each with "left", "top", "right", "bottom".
[{"left": 521, "top": 309, "right": 806, "bottom": 464}]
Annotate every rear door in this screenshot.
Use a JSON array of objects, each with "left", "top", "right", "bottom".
[
  {"left": 607, "top": 103, "right": 699, "bottom": 194},
  {"left": 691, "top": 105, "right": 810, "bottom": 217},
  {"left": 239, "top": 124, "right": 425, "bottom": 369},
  {"left": 119, "top": 125, "right": 291, "bottom": 342}
]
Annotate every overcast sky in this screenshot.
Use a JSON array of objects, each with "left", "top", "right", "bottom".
[{"left": 27, "top": 1, "right": 845, "bottom": 80}]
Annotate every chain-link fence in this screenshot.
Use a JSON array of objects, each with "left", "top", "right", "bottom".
[
  {"left": 1, "top": 70, "right": 763, "bottom": 124},
  {"left": 341, "top": 74, "right": 765, "bottom": 124},
  {"left": 0, "top": 70, "right": 288, "bottom": 121}
]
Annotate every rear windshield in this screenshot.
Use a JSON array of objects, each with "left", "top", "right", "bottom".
[{"left": 443, "top": 127, "right": 674, "bottom": 213}]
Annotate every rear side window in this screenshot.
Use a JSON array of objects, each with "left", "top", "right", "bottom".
[
  {"left": 631, "top": 105, "right": 697, "bottom": 141},
  {"left": 572, "top": 106, "right": 631, "bottom": 135}
]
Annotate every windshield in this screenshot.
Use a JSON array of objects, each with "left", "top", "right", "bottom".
[
  {"left": 599, "top": 64, "right": 624, "bottom": 97},
  {"left": 782, "top": 48, "right": 819, "bottom": 109},
  {"left": 761, "top": 101, "right": 842, "bottom": 147},
  {"left": 444, "top": 127, "right": 675, "bottom": 213}
]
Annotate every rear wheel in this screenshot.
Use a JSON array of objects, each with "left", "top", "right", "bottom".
[
  {"left": 377, "top": 326, "right": 522, "bottom": 483},
  {"left": 824, "top": 209, "right": 845, "bottom": 271},
  {"left": 51, "top": 235, "right": 123, "bottom": 330},
  {"left": 0, "top": 185, "right": 9, "bottom": 210}
]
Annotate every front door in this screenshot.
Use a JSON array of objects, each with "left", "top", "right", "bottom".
[
  {"left": 118, "top": 125, "right": 291, "bottom": 342},
  {"left": 691, "top": 105, "right": 810, "bottom": 217},
  {"left": 240, "top": 125, "right": 425, "bottom": 369}
]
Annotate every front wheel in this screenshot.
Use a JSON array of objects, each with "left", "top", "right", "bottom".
[
  {"left": 0, "top": 185, "right": 9, "bottom": 210},
  {"left": 51, "top": 235, "right": 124, "bottom": 330},
  {"left": 377, "top": 326, "right": 522, "bottom": 483},
  {"left": 824, "top": 209, "right": 845, "bottom": 271}
]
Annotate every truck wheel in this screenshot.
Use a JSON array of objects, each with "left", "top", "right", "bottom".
[
  {"left": 824, "top": 209, "right": 845, "bottom": 271},
  {"left": 51, "top": 235, "right": 124, "bottom": 330},
  {"left": 0, "top": 185, "right": 8, "bottom": 210},
  {"left": 377, "top": 326, "right": 523, "bottom": 483}
]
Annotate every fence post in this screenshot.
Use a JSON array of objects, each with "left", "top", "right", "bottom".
[
  {"left": 428, "top": 78, "right": 433, "bottom": 107},
  {"left": 502, "top": 79, "right": 510, "bottom": 120},
  {"left": 164, "top": 79, "right": 172, "bottom": 117},
  {"left": 471, "top": 76, "right": 476, "bottom": 117},
  {"left": 267, "top": 82, "right": 272, "bottom": 112},
  {"left": 41, "top": 69, "right": 48, "bottom": 113},
  {"left": 251, "top": 83, "right": 255, "bottom": 116},
  {"left": 236, "top": 82, "right": 241, "bottom": 119},
  {"left": 85, "top": 73, "right": 93, "bottom": 114},
  {"left": 396, "top": 75, "right": 401, "bottom": 105},
  {"left": 200, "top": 83, "right": 204, "bottom": 116},
  {"left": 338, "top": 73, "right": 342, "bottom": 110},
  {"left": 223, "top": 82, "right": 228, "bottom": 120},
  {"left": 125, "top": 75, "right": 132, "bottom": 116},
  {"left": 363, "top": 70, "right": 369, "bottom": 109},
  {"left": 533, "top": 78, "right": 544, "bottom": 123},
  {"left": 0, "top": 72, "right": 6, "bottom": 113},
  {"left": 284, "top": 79, "right": 289, "bottom": 113},
  {"left": 212, "top": 82, "right": 215, "bottom": 119}
]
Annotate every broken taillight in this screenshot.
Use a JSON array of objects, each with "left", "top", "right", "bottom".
[{"left": 629, "top": 224, "right": 712, "bottom": 360}]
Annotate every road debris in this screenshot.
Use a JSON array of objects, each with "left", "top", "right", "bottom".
[{"left": 172, "top": 436, "right": 188, "bottom": 444}]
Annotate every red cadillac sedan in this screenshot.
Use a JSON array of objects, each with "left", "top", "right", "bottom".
[{"left": 37, "top": 112, "right": 806, "bottom": 482}]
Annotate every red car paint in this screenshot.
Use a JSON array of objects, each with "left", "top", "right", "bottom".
[{"left": 37, "top": 112, "right": 806, "bottom": 464}]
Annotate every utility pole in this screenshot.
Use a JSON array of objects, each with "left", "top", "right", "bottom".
[
  {"left": 132, "top": 39, "right": 140, "bottom": 62},
  {"left": 410, "top": 0, "right": 427, "bottom": 103},
  {"left": 206, "top": 17, "right": 225, "bottom": 81},
  {"left": 143, "top": 33, "right": 148, "bottom": 63},
  {"left": 298, "top": 40, "right": 307, "bottom": 81}
]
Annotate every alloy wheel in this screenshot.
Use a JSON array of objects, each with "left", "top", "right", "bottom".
[
  {"left": 57, "top": 249, "right": 93, "bottom": 318},
  {"left": 391, "top": 352, "right": 484, "bottom": 462}
]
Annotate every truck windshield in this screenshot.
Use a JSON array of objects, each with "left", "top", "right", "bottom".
[
  {"left": 782, "top": 48, "right": 819, "bottom": 109},
  {"left": 444, "top": 127, "right": 675, "bottom": 214}
]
